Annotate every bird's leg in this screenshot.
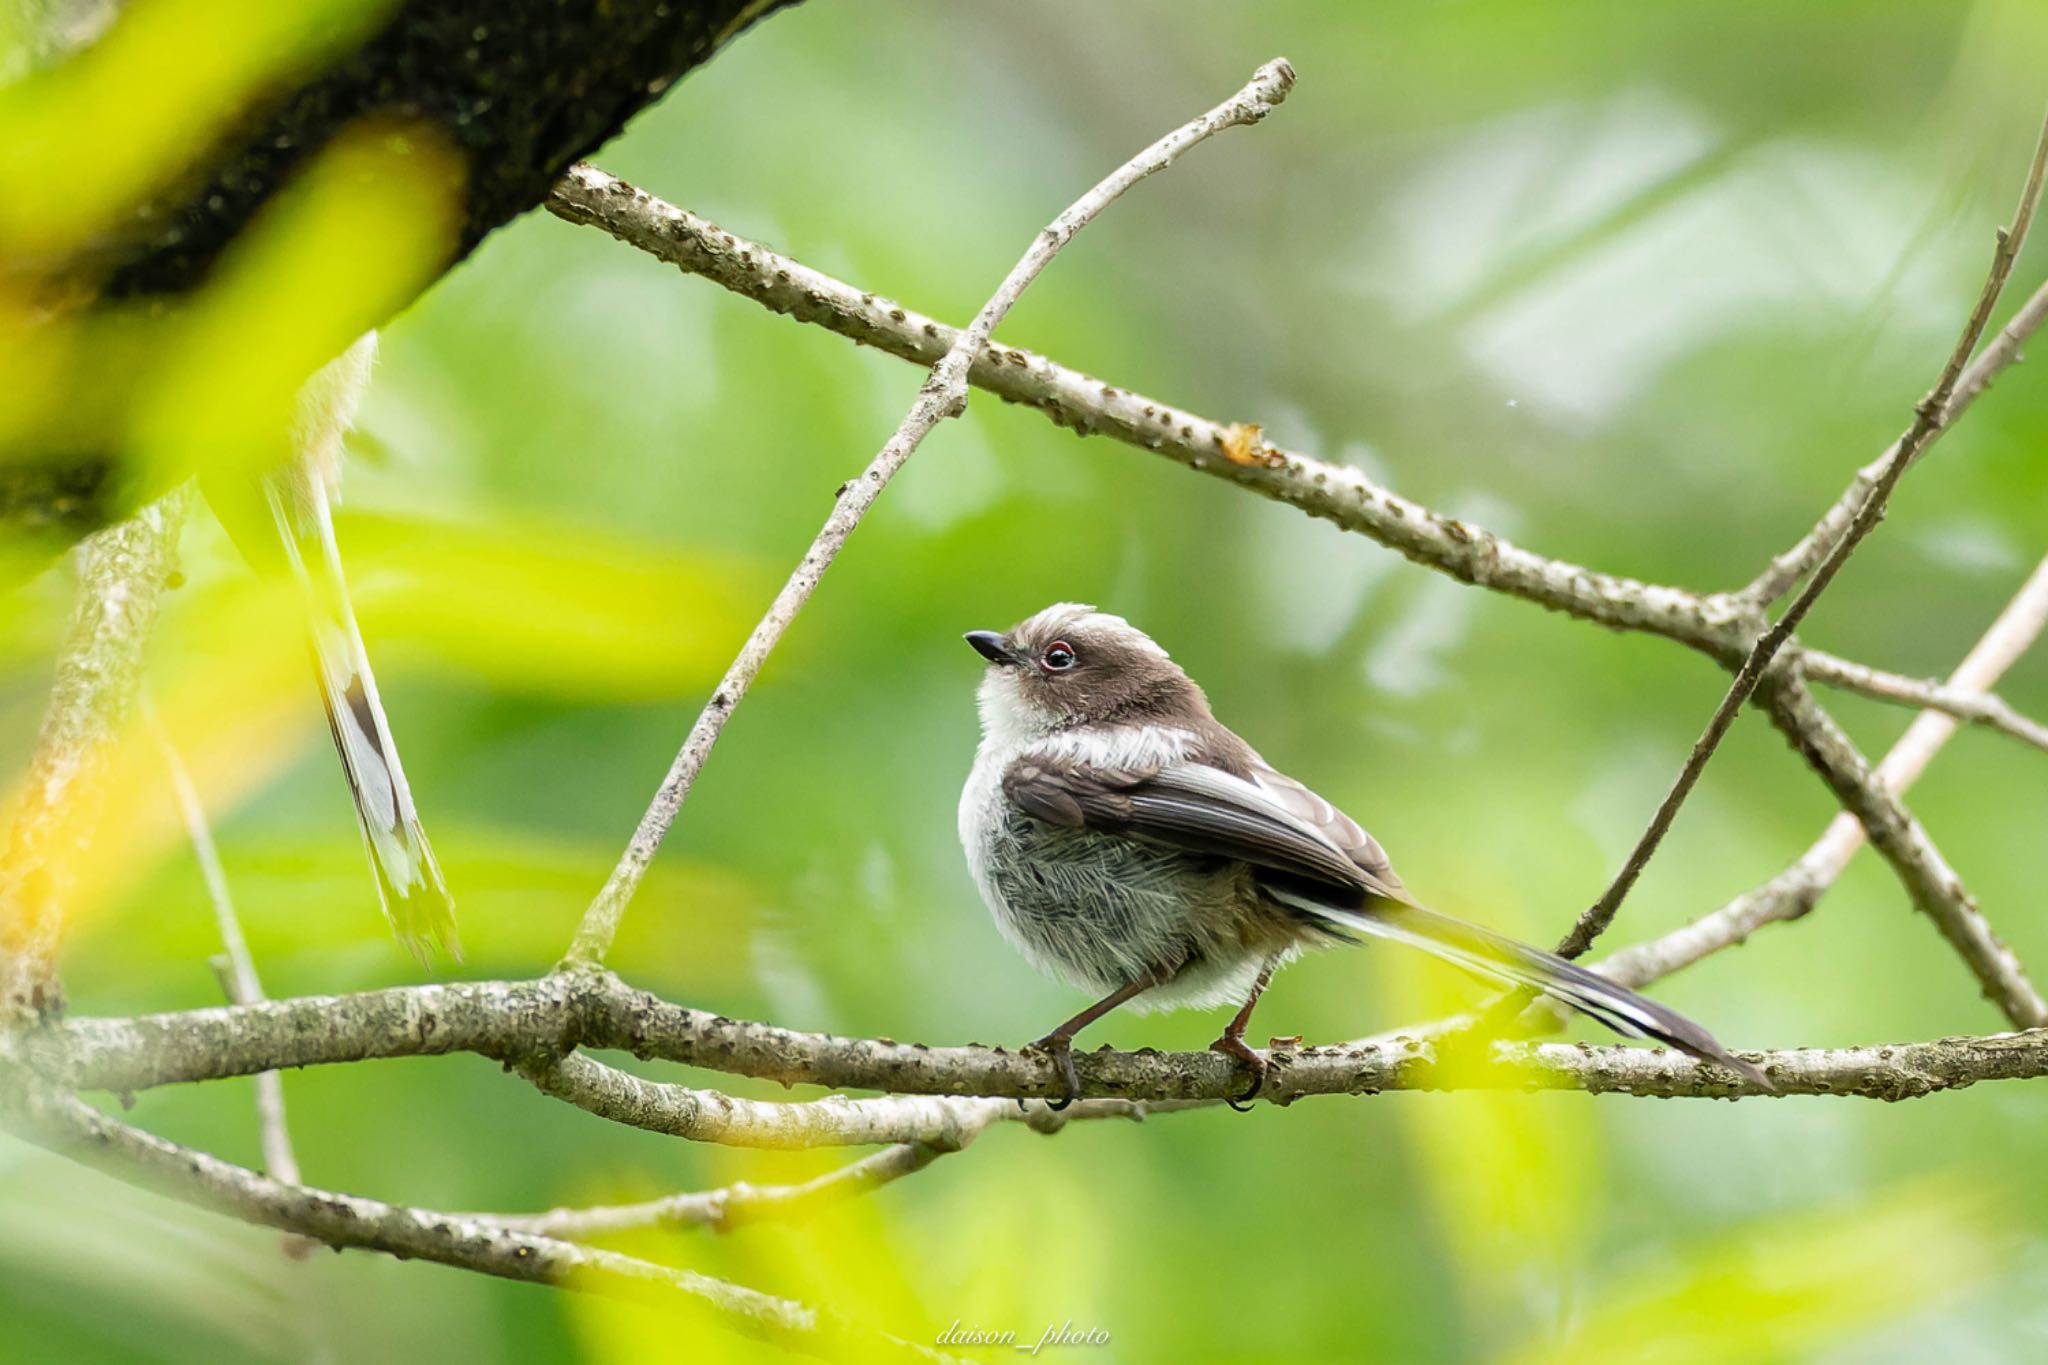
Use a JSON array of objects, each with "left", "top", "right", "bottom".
[
  {"left": 1209, "top": 962, "right": 1276, "bottom": 1111},
  {"left": 1028, "top": 970, "right": 1163, "bottom": 1111}
]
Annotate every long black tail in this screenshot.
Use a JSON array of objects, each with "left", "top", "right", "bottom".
[{"left": 1302, "top": 895, "right": 1768, "bottom": 1088}]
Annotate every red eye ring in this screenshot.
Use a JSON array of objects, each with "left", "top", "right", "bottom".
[{"left": 1041, "top": 640, "right": 1077, "bottom": 671}]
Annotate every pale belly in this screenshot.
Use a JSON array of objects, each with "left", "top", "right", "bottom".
[{"left": 958, "top": 750, "right": 1296, "bottom": 1012}]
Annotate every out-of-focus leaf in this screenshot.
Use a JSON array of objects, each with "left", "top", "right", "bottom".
[
  {"left": 340, "top": 509, "right": 765, "bottom": 701},
  {"left": 95, "top": 822, "right": 761, "bottom": 984},
  {"left": 1378, "top": 899, "right": 1600, "bottom": 1310},
  {"left": 0, "top": 0, "right": 394, "bottom": 257},
  {"left": 130, "top": 118, "right": 464, "bottom": 497},
  {"left": 1, "top": 565, "right": 313, "bottom": 951},
  {"left": 0, "top": 1152, "right": 307, "bottom": 1359},
  {"left": 1498, "top": 1178, "right": 2003, "bottom": 1365}
]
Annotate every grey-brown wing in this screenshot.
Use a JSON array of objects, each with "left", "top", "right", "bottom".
[
  {"left": 1001, "top": 753, "right": 1391, "bottom": 901},
  {"left": 1245, "top": 762, "right": 1406, "bottom": 896}
]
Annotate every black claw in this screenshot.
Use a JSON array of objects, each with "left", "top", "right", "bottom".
[
  {"left": 1029, "top": 1033, "right": 1081, "bottom": 1111},
  {"left": 1209, "top": 1035, "right": 1268, "bottom": 1112}
]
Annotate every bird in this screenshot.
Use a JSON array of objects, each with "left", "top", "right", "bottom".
[
  {"left": 956, "top": 602, "right": 1766, "bottom": 1108},
  {"left": 207, "top": 334, "right": 457, "bottom": 959}
]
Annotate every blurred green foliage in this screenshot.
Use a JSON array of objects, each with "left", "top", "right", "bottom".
[{"left": 6, "top": 2, "right": 2048, "bottom": 1361}]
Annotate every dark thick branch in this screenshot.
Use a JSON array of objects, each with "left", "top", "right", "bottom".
[
  {"left": 95, "top": 0, "right": 798, "bottom": 298},
  {"left": 6, "top": 0, "right": 800, "bottom": 538}
]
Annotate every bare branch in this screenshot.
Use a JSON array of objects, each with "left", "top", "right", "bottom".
[
  {"left": 563, "top": 58, "right": 1299, "bottom": 966},
  {"left": 1, "top": 487, "right": 191, "bottom": 1019},
  {"left": 1552, "top": 115, "right": 2048, "bottom": 960},
  {"left": 0, "top": 1073, "right": 958, "bottom": 1365},
  {"left": 481, "top": 1141, "right": 962, "bottom": 1239},
  {"left": 478, "top": 1096, "right": 1180, "bottom": 1238},
  {"left": 1595, "top": 553, "right": 2048, "bottom": 989},
  {"left": 27, "top": 971, "right": 2048, "bottom": 1106},
  {"left": 519, "top": 1052, "right": 1029, "bottom": 1149},
  {"left": 1800, "top": 648, "right": 2048, "bottom": 755},
  {"left": 1765, "top": 676, "right": 2048, "bottom": 1027},
  {"left": 547, "top": 167, "right": 1752, "bottom": 657},
  {"left": 1745, "top": 116, "right": 2048, "bottom": 604},
  {"left": 143, "top": 698, "right": 304, "bottom": 1194}
]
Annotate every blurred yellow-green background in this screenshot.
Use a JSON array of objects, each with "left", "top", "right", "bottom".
[{"left": 6, "top": 2, "right": 2048, "bottom": 1361}]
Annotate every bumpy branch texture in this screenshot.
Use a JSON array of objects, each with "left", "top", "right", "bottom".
[
  {"left": 1552, "top": 118, "right": 2048, "bottom": 961},
  {"left": 547, "top": 165, "right": 1756, "bottom": 653},
  {"left": 547, "top": 167, "right": 2048, "bottom": 664},
  {"left": 28, "top": 971, "right": 2048, "bottom": 1106},
  {"left": 1764, "top": 677, "right": 2048, "bottom": 1028}
]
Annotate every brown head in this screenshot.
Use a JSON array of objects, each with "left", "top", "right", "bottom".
[{"left": 964, "top": 603, "right": 1211, "bottom": 743}]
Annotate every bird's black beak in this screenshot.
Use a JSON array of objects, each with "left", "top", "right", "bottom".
[{"left": 964, "top": 630, "right": 1019, "bottom": 666}]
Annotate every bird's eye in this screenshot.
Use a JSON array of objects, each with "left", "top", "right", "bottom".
[{"left": 1041, "top": 641, "right": 1077, "bottom": 671}]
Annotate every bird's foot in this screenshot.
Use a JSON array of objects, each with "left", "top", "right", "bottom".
[
  {"left": 1209, "top": 1032, "right": 1267, "bottom": 1111},
  {"left": 1026, "top": 1032, "right": 1082, "bottom": 1111}
]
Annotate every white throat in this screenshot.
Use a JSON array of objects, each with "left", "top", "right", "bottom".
[{"left": 975, "top": 667, "right": 1054, "bottom": 752}]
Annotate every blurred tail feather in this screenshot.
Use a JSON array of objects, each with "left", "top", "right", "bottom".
[{"left": 263, "top": 336, "right": 457, "bottom": 959}]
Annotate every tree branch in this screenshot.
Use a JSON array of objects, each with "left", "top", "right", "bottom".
[
  {"left": 563, "top": 57, "right": 1298, "bottom": 965},
  {"left": 1, "top": 487, "right": 191, "bottom": 1018},
  {"left": 520, "top": 1051, "right": 1040, "bottom": 1149},
  {"left": 480, "top": 1140, "right": 967, "bottom": 1240},
  {"left": 143, "top": 698, "right": 304, "bottom": 1193},
  {"left": 0, "top": 1071, "right": 957, "bottom": 1365},
  {"left": 477, "top": 1093, "right": 1174, "bottom": 1238},
  {"left": 1799, "top": 648, "right": 2048, "bottom": 754},
  {"left": 1600, "top": 557, "right": 2048, "bottom": 990},
  {"left": 1745, "top": 116, "right": 2048, "bottom": 604},
  {"left": 4, "top": 1, "right": 804, "bottom": 541},
  {"left": 1551, "top": 112, "right": 2048, "bottom": 960},
  {"left": 28, "top": 970, "right": 2048, "bottom": 1106},
  {"left": 1765, "top": 675, "right": 2048, "bottom": 1027},
  {"left": 546, "top": 164, "right": 1754, "bottom": 657}
]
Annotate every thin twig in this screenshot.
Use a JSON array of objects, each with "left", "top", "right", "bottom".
[
  {"left": 1746, "top": 112, "right": 2048, "bottom": 604},
  {"left": 1799, "top": 647, "right": 2048, "bottom": 754},
  {"left": 1599, "top": 553, "right": 2048, "bottom": 990},
  {"left": 1747, "top": 280, "right": 2048, "bottom": 603},
  {"left": 0, "top": 1074, "right": 958, "bottom": 1365},
  {"left": 1551, "top": 114, "right": 2048, "bottom": 961},
  {"left": 478, "top": 1111, "right": 1030, "bottom": 1240},
  {"left": 482, "top": 1143, "right": 954, "bottom": 1239},
  {"left": 1764, "top": 676, "right": 2048, "bottom": 1027},
  {"left": 1, "top": 486, "right": 191, "bottom": 1019},
  {"left": 142, "top": 698, "right": 304, "bottom": 1191},
  {"left": 562, "top": 57, "right": 1298, "bottom": 965}
]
